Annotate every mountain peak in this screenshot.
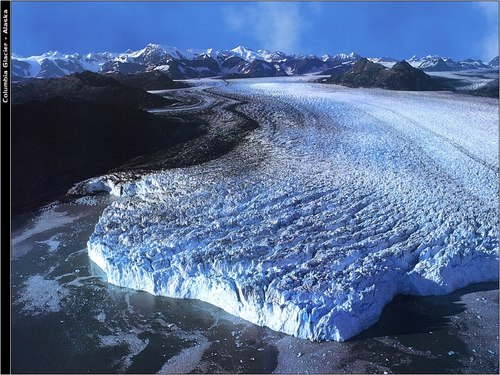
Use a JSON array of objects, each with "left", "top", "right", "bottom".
[
  {"left": 230, "top": 45, "right": 258, "bottom": 61},
  {"left": 230, "top": 45, "right": 254, "bottom": 54},
  {"left": 231, "top": 45, "right": 252, "bottom": 52},
  {"left": 391, "top": 60, "right": 412, "bottom": 71},
  {"left": 43, "top": 51, "right": 63, "bottom": 58},
  {"left": 489, "top": 56, "right": 499, "bottom": 66},
  {"left": 350, "top": 58, "right": 386, "bottom": 74}
]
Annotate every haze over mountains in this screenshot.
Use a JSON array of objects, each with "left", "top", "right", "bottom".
[{"left": 13, "top": 43, "right": 499, "bottom": 80}]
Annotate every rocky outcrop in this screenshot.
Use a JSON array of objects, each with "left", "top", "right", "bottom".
[
  {"left": 12, "top": 71, "right": 175, "bottom": 108},
  {"left": 11, "top": 72, "right": 201, "bottom": 214},
  {"left": 106, "top": 71, "right": 189, "bottom": 90},
  {"left": 324, "top": 58, "right": 445, "bottom": 91}
]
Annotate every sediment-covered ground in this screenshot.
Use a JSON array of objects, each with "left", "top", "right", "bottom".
[{"left": 80, "top": 78, "right": 498, "bottom": 342}]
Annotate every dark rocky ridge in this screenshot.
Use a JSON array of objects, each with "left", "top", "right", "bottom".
[
  {"left": 322, "top": 58, "right": 446, "bottom": 91},
  {"left": 105, "top": 71, "right": 189, "bottom": 90},
  {"left": 471, "top": 79, "right": 499, "bottom": 98},
  {"left": 100, "top": 60, "right": 145, "bottom": 75},
  {"left": 320, "top": 64, "right": 353, "bottom": 77},
  {"left": 13, "top": 71, "right": 176, "bottom": 108},
  {"left": 378, "top": 60, "right": 445, "bottom": 90},
  {"left": 11, "top": 72, "right": 204, "bottom": 214},
  {"left": 285, "top": 56, "right": 327, "bottom": 75}
]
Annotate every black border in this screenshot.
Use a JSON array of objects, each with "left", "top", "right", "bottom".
[
  {"left": 1, "top": 0, "right": 11, "bottom": 373},
  {"left": 1, "top": 1, "right": 499, "bottom": 375}
]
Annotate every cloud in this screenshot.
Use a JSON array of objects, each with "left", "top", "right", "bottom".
[
  {"left": 222, "top": 3, "right": 305, "bottom": 53},
  {"left": 480, "top": 33, "right": 498, "bottom": 62},
  {"left": 475, "top": 2, "right": 498, "bottom": 61},
  {"left": 476, "top": 2, "right": 497, "bottom": 21}
]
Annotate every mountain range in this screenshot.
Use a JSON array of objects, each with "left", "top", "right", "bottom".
[{"left": 13, "top": 44, "right": 499, "bottom": 80}]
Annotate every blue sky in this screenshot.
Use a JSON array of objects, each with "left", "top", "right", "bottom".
[{"left": 13, "top": 2, "right": 498, "bottom": 61}]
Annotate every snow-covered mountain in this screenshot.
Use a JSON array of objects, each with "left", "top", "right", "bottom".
[
  {"left": 458, "top": 58, "right": 490, "bottom": 70},
  {"left": 13, "top": 51, "right": 98, "bottom": 79},
  {"left": 12, "top": 43, "right": 499, "bottom": 80},
  {"left": 367, "top": 56, "right": 399, "bottom": 68},
  {"left": 406, "top": 55, "right": 497, "bottom": 71},
  {"left": 413, "top": 55, "right": 461, "bottom": 71},
  {"left": 488, "top": 56, "right": 498, "bottom": 67}
]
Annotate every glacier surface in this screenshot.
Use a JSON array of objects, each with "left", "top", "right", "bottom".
[{"left": 86, "top": 79, "right": 498, "bottom": 341}]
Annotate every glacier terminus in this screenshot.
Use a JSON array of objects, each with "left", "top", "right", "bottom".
[{"left": 79, "top": 78, "right": 499, "bottom": 342}]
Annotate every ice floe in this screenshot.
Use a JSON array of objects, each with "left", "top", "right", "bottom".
[{"left": 17, "top": 275, "right": 69, "bottom": 315}]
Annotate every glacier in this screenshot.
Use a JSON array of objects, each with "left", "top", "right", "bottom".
[{"left": 85, "top": 78, "right": 498, "bottom": 341}]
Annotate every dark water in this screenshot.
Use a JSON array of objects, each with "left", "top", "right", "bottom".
[
  {"left": 11, "top": 197, "right": 281, "bottom": 374},
  {"left": 10, "top": 197, "right": 499, "bottom": 374}
]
